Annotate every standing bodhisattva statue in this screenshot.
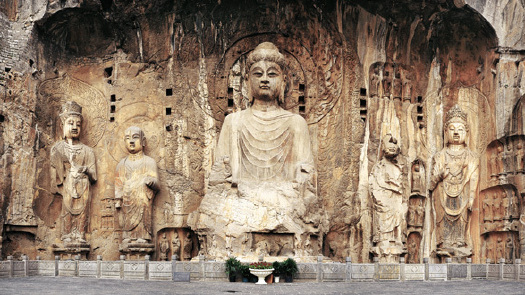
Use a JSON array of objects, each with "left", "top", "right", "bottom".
[
  {"left": 188, "top": 42, "right": 323, "bottom": 260},
  {"left": 51, "top": 101, "right": 97, "bottom": 244},
  {"left": 430, "top": 104, "right": 479, "bottom": 260},
  {"left": 115, "top": 126, "right": 159, "bottom": 245},
  {"left": 369, "top": 134, "right": 408, "bottom": 262}
]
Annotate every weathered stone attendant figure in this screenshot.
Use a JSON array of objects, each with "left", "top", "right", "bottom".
[
  {"left": 188, "top": 42, "right": 322, "bottom": 260},
  {"left": 51, "top": 101, "right": 97, "bottom": 245},
  {"left": 115, "top": 126, "right": 159, "bottom": 248},
  {"left": 369, "top": 134, "right": 408, "bottom": 262},
  {"left": 430, "top": 104, "right": 479, "bottom": 260}
]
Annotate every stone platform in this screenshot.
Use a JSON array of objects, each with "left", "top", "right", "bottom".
[{"left": 0, "top": 277, "right": 524, "bottom": 295}]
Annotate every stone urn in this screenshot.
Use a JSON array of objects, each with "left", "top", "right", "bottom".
[{"left": 249, "top": 268, "right": 274, "bottom": 285}]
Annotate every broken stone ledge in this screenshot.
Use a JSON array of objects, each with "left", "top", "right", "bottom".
[{"left": 0, "top": 256, "right": 523, "bottom": 282}]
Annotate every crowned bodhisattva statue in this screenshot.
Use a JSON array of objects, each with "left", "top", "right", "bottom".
[
  {"left": 430, "top": 104, "right": 479, "bottom": 261},
  {"left": 51, "top": 101, "right": 97, "bottom": 255}
]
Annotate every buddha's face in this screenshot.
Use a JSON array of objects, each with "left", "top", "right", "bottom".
[
  {"left": 446, "top": 122, "right": 466, "bottom": 145},
  {"left": 124, "top": 129, "right": 144, "bottom": 154},
  {"left": 63, "top": 115, "right": 82, "bottom": 140},
  {"left": 383, "top": 135, "right": 399, "bottom": 158},
  {"left": 248, "top": 60, "right": 284, "bottom": 101}
]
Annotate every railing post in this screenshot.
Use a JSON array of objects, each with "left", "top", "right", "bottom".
[
  {"left": 22, "top": 255, "right": 28, "bottom": 277},
  {"left": 96, "top": 255, "right": 102, "bottom": 278},
  {"left": 145, "top": 255, "right": 150, "bottom": 280},
  {"left": 316, "top": 255, "right": 323, "bottom": 282},
  {"left": 466, "top": 257, "right": 472, "bottom": 280},
  {"left": 345, "top": 257, "right": 351, "bottom": 282},
  {"left": 54, "top": 256, "right": 60, "bottom": 277},
  {"left": 400, "top": 257, "right": 405, "bottom": 281},
  {"left": 499, "top": 258, "right": 505, "bottom": 280},
  {"left": 199, "top": 254, "right": 206, "bottom": 281},
  {"left": 119, "top": 255, "right": 125, "bottom": 279},
  {"left": 171, "top": 254, "right": 178, "bottom": 281},
  {"left": 515, "top": 259, "right": 521, "bottom": 281},
  {"left": 7, "top": 256, "right": 13, "bottom": 278},
  {"left": 373, "top": 257, "right": 379, "bottom": 281},
  {"left": 423, "top": 257, "right": 429, "bottom": 281},
  {"left": 74, "top": 255, "right": 80, "bottom": 277}
]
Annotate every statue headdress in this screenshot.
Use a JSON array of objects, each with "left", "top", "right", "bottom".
[
  {"left": 444, "top": 104, "right": 468, "bottom": 130},
  {"left": 60, "top": 101, "right": 83, "bottom": 121}
]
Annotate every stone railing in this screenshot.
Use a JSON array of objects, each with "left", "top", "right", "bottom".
[{"left": 1, "top": 255, "right": 524, "bottom": 282}]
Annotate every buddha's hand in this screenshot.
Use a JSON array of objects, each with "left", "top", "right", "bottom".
[{"left": 144, "top": 176, "right": 157, "bottom": 188}]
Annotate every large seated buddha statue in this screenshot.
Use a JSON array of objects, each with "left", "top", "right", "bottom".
[{"left": 188, "top": 42, "right": 324, "bottom": 260}]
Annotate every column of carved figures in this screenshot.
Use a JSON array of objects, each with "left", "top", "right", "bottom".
[
  {"left": 51, "top": 101, "right": 97, "bottom": 259},
  {"left": 407, "top": 160, "right": 425, "bottom": 263},
  {"left": 368, "top": 63, "right": 412, "bottom": 102},
  {"left": 369, "top": 134, "right": 408, "bottom": 263},
  {"left": 115, "top": 126, "right": 159, "bottom": 259},
  {"left": 429, "top": 104, "right": 479, "bottom": 262},
  {"left": 480, "top": 186, "right": 520, "bottom": 262}
]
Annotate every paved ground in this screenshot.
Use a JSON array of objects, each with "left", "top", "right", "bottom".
[{"left": 0, "top": 277, "right": 524, "bottom": 295}]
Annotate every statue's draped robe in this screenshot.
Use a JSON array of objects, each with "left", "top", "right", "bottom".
[
  {"left": 115, "top": 155, "right": 158, "bottom": 241},
  {"left": 430, "top": 147, "right": 479, "bottom": 251},
  {"left": 189, "top": 107, "right": 321, "bottom": 257},
  {"left": 369, "top": 157, "right": 407, "bottom": 246},
  {"left": 50, "top": 141, "right": 97, "bottom": 240}
]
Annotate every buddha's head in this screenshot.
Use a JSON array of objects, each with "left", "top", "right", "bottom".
[
  {"left": 382, "top": 133, "right": 400, "bottom": 159},
  {"left": 245, "top": 42, "right": 287, "bottom": 104},
  {"left": 124, "top": 126, "right": 146, "bottom": 154},
  {"left": 444, "top": 104, "right": 469, "bottom": 146},
  {"left": 60, "top": 101, "right": 83, "bottom": 140}
]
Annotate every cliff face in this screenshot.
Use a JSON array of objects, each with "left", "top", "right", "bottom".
[{"left": 0, "top": 0, "right": 522, "bottom": 263}]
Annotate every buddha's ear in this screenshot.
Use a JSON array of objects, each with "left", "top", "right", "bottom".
[{"left": 244, "top": 73, "right": 253, "bottom": 104}]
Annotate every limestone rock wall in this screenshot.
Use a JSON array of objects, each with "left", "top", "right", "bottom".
[{"left": 0, "top": 0, "right": 523, "bottom": 263}]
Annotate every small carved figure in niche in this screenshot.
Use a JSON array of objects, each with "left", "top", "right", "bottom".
[
  {"left": 493, "top": 194, "right": 502, "bottom": 221},
  {"left": 115, "top": 126, "right": 159, "bottom": 244},
  {"left": 511, "top": 192, "right": 520, "bottom": 218},
  {"left": 183, "top": 232, "right": 193, "bottom": 261},
  {"left": 497, "top": 146, "right": 505, "bottom": 176},
  {"left": 505, "top": 141, "right": 515, "bottom": 173},
  {"left": 411, "top": 162, "right": 423, "bottom": 195},
  {"left": 172, "top": 232, "right": 181, "bottom": 260},
  {"left": 369, "top": 134, "right": 408, "bottom": 262},
  {"left": 506, "top": 237, "right": 514, "bottom": 263},
  {"left": 407, "top": 238, "right": 419, "bottom": 264},
  {"left": 502, "top": 193, "right": 510, "bottom": 220},
  {"left": 163, "top": 202, "right": 173, "bottom": 224},
  {"left": 487, "top": 240, "right": 494, "bottom": 262},
  {"left": 489, "top": 148, "right": 498, "bottom": 180},
  {"left": 497, "top": 238, "right": 504, "bottom": 261},
  {"left": 50, "top": 101, "right": 97, "bottom": 244},
  {"left": 408, "top": 202, "right": 417, "bottom": 226},
  {"left": 382, "top": 67, "right": 392, "bottom": 99},
  {"left": 392, "top": 71, "right": 402, "bottom": 100},
  {"left": 415, "top": 204, "right": 424, "bottom": 226},
  {"left": 158, "top": 233, "right": 170, "bottom": 261},
  {"left": 430, "top": 104, "right": 479, "bottom": 259},
  {"left": 516, "top": 141, "right": 525, "bottom": 173},
  {"left": 369, "top": 64, "right": 381, "bottom": 98},
  {"left": 483, "top": 194, "right": 493, "bottom": 222},
  {"left": 402, "top": 71, "right": 412, "bottom": 102}
]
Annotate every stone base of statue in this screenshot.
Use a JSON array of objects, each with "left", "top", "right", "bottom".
[
  {"left": 119, "top": 239, "right": 155, "bottom": 260},
  {"left": 188, "top": 180, "right": 324, "bottom": 261},
  {"left": 371, "top": 241, "right": 407, "bottom": 263},
  {"left": 53, "top": 242, "right": 90, "bottom": 260},
  {"left": 436, "top": 246, "right": 472, "bottom": 262}
]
